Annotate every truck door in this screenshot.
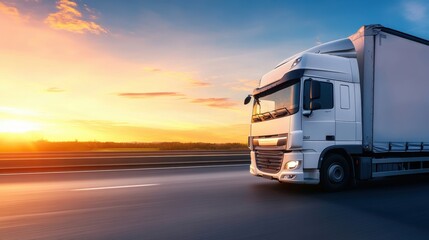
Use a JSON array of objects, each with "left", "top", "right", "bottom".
[
  {"left": 334, "top": 82, "right": 356, "bottom": 141},
  {"left": 302, "top": 78, "right": 335, "bottom": 143}
]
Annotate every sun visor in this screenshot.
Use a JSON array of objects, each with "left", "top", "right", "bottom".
[{"left": 253, "top": 69, "right": 304, "bottom": 96}]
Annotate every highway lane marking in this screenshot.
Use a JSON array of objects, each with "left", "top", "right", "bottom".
[
  {"left": 72, "top": 183, "right": 159, "bottom": 191},
  {"left": 0, "top": 153, "right": 249, "bottom": 161},
  {"left": 0, "top": 160, "right": 249, "bottom": 170},
  {"left": 0, "top": 164, "right": 249, "bottom": 176}
]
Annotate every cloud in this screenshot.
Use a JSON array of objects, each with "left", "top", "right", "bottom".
[
  {"left": 83, "top": 4, "right": 98, "bottom": 20},
  {"left": 44, "top": 0, "right": 107, "bottom": 34},
  {"left": 191, "top": 81, "right": 211, "bottom": 87},
  {"left": 46, "top": 87, "right": 65, "bottom": 93},
  {"left": 402, "top": 1, "right": 427, "bottom": 23},
  {"left": 224, "top": 78, "right": 259, "bottom": 92},
  {"left": 0, "top": 2, "right": 20, "bottom": 19},
  {"left": 117, "top": 92, "right": 237, "bottom": 109},
  {"left": 143, "top": 67, "right": 162, "bottom": 72},
  {"left": 191, "top": 98, "right": 237, "bottom": 108},
  {"left": 118, "top": 92, "right": 184, "bottom": 98},
  {"left": 143, "top": 67, "right": 211, "bottom": 87}
]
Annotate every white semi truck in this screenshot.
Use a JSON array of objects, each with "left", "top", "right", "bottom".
[{"left": 244, "top": 24, "right": 429, "bottom": 190}]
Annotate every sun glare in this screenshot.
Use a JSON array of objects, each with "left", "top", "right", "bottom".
[{"left": 0, "top": 120, "right": 40, "bottom": 133}]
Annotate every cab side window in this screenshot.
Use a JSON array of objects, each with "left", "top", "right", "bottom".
[{"left": 303, "top": 80, "right": 333, "bottom": 110}]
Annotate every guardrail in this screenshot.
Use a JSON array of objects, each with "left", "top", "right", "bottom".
[{"left": 0, "top": 151, "right": 250, "bottom": 173}]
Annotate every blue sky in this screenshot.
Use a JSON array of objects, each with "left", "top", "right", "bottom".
[
  {"left": 87, "top": 0, "right": 429, "bottom": 75},
  {"left": 0, "top": 0, "right": 428, "bottom": 142},
  {"left": 89, "top": 0, "right": 428, "bottom": 45}
]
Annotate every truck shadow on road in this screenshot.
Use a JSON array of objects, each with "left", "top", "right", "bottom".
[{"left": 252, "top": 173, "right": 429, "bottom": 196}]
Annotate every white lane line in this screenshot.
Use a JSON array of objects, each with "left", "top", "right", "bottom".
[
  {"left": 72, "top": 183, "right": 159, "bottom": 191},
  {"left": 0, "top": 160, "right": 248, "bottom": 170},
  {"left": 0, "top": 164, "right": 249, "bottom": 176},
  {"left": 2, "top": 153, "right": 249, "bottom": 161}
]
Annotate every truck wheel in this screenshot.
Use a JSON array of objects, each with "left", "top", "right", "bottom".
[{"left": 320, "top": 154, "right": 351, "bottom": 191}]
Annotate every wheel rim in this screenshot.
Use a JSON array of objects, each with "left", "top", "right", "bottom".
[{"left": 327, "top": 163, "right": 344, "bottom": 183}]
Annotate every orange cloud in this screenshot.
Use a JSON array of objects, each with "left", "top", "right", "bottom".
[
  {"left": 46, "top": 87, "right": 65, "bottom": 93},
  {"left": 192, "top": 81, "right": 211, "bottom": 87},
  {"left": 118, "top": 92, "right": 237, "bottom": 109},
  {"left": 191, "top": 98, "right": 237, "bottom": 108},
  {"left": 118, "top": 92, "right": 185, "bottom": 98},
  {"left": 0, "top": 2, "right": 20, "bottom": 19},
  {"left": 225, "top": 79, "right": 259, "bottom": 92},
  {"left": 44, "top": 0, "right": 106, "bottom": 34},
  {"left": 143, "top": 67, "right": 211, "bottom": 87}
]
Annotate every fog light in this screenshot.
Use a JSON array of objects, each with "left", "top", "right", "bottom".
[
  {"left": 285, "top": 160, "right": 300, "bottom": 170},
  {"left": 281, "top": 174, "right": 296, "bottom": 180},
  {"left": 287, "top": 175, "right": 296, "bottom": 179}
]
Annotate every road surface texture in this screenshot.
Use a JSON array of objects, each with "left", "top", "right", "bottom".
[
  {"left": 2, "top": 165, "right": 429, "bottom": 240},
  {"left": 0, "top": 151, "right": 249, "bottom": 173}
]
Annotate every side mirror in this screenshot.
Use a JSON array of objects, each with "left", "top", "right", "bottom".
[
  {"left": 304, "top": 97, "right": 321, "bottom": 118},
  {"left": 310, "top": 80, "right": 321, "bottom": 100},
  {"left": 244, "top": 95, "right": 252, "bottom": 105},
  {"left": 303, "top": 79, "right": 322, "bottom": 118}
]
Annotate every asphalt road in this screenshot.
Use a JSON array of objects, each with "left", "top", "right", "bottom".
[
  {"left": 2, "top": 165, "right": 429, "bottom": 240},
  {"left": 0, "top": 151, "right": 250, "bottom": 173}
]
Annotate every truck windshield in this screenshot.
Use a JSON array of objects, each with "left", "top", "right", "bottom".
[{"left": 252, "top": 79, "right": 300, "bottom": 122}]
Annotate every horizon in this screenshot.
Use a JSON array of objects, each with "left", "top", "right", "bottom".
[
  {"left": 1, "top": 0, "right": 428, "bottom": 144},
  {"left": 0, "top": 139, "right": 248, "bottom": 153}
]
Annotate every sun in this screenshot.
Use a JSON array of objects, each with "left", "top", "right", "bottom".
[{"left": 0, "top": 120, "right": 40, "bottom": 133}]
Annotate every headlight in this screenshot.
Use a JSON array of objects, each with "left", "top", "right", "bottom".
[{"left": 285, "top": 160, "right": 300, "bottom": 170}]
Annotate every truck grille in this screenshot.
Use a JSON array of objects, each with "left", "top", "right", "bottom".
[{"left": 255, "top": 150, "right": 284, "bottom": 174}]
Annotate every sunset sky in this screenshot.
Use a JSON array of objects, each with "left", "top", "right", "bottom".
[{"left": 1, "top": 0, "right": 428, "bottom": 143}]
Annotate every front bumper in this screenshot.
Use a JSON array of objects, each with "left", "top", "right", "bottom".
[{"left": 250, "top": 150, "right": 319, "bottom": 184}]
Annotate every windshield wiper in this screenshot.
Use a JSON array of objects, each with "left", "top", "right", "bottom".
[
  {"left": 262, "top": 112, "right": 274, "bottom": 120},
  {"left": 272, "top": 107, "right": 290, "bottom": 118},
  {"left": 253, "top": 107, "right": 291, "bottom": 122}
]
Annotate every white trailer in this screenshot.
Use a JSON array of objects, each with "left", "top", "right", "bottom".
[{"left": 244, "top": 24, "right": 429, "bottom": 190}]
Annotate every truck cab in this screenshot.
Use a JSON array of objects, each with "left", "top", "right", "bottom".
[{"left": 246, "top": 38, "right": 362, "bottom": 190}]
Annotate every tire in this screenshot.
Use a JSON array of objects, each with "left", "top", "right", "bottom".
[{"left": 320, "top": 154, "right": 351, "bottom": 191}]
